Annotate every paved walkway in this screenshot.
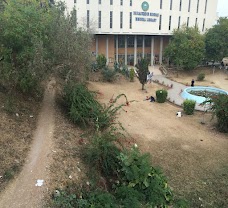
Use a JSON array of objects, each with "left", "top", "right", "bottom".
[{"left": 149, "top": 65, "right": 206, "bottom": 111}]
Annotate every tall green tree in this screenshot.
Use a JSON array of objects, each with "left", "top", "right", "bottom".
[
  {"left": 205, "top": 17, "right": 228, "bottom": 61},
  {"left": 164, "top": 25, "right": 205, "bottom": 70},
  {"left": 136, "top": 58, "right": 149, "bottom": 90}
]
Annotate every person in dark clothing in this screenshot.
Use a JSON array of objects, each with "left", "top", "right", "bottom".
[
  {"left": 150, "top": 96, "right": 156, "bottom": 102},
  {"left": 191, "top": 79, "right": 195, "bottom": 87}
]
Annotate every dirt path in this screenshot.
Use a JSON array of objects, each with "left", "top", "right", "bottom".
[{"left": 0, "top": 79, "right": 56, "bottom": 208}]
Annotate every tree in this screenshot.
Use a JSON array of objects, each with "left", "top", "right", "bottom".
[
  {"left": 205, "top": 17, "right": 228, "bottom": 62},
  {"left": 136, "top": 58, "right": 149, "bottom": 90},
  {"left": 164, "top": 25, "right": 205, "bottom": 70}
]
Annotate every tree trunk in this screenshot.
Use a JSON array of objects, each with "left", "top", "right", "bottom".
[{"left": 142, "top": 84, "right": 145, "bottom": 90}]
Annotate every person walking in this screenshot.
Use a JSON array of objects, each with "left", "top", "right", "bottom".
[{"left": 191, "top": 79, "right": 195, "bottom": 87}]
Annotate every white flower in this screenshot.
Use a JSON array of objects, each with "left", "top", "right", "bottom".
[{"left": 134, "top": 143, "right": 138, "bottom": 148}]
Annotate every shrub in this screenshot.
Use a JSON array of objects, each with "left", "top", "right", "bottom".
[
  {"left": 96, "top": 54, "right": 107, "bottom": 69},
  {"left": 183, "top": 99, "right": 196, "bottom": 115},
  {"left": 63, "top": 83, "right": 129, "bottom": 130},
  {"left": 129, "top": 68, "right": 135, "bottom": 82},
  {"left": 121, "top": 65, "right": 129, "bottom": 78},
  {"left": 197, "top": 72, "right": 205, "bottom": 81},
  {"left": 156, "top": 89, "right": 168, "bottom": 103},
  {"left": 203, "top": 94, "right": 228, "bottom": 132},
  {"left": 116, "top": 147, "right": 173, "bottom": 207},
  {"left": 102, "top": 68, "right": 116, "bottom": 82}
]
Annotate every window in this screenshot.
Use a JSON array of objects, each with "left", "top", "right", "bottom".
[
  {"left": 118, "top": 36, "right": 125, "bottom": 48},
  {"left": 110, "top": 0, "right": 113, "bottom": 5},
  {"left": 99, "top": 0, "right": 101, "bottom": 4},
  {"left": 98, "top": 11, "right": 101, "bottom": 28},
  {"left": 196, "top": 0, "right": 199, "bottom": 13},
  {"left": 170, "top": 0, "right": 172, "bottom": 10},
  {"left": 178, "top": 16, "right": 181, "bottom": 29},
  {"left": 160, "top": 0, "right": 162, "bottom": 9},
  {"left": 195, "top": 18, "right": 198, "bottom": 27},
  {"left": 74, "top": 0, "right": 76, "bottom": 3},
  {"left": 202, "top": 18, "right": 205, "bottom": 32},
  {"left": 127, "top": 36, "right": 134, "bottom": 47},
  {"left": 120, "top": 12, "right": 123, "bottom": 28},
  {"left": 188, "top": 0, "right": 191, "bottom": 12},
  {"left": 110, "top": 11, "right": 113, "bottom": 28},
  {"left": 179, "top": 0, "right": 182, "bottom": 11},
  {"left": 159, "top": 15, "right": 162, "bottom": 30},
  {"left": 87, "top": 10, "right": 89, "bottom": 28},
  {"left": 204, "top": 0, "right": 208, "bottom": 14},
  {"left": 137, "top": 36, "right": 143, "bottom": 47},
  {"left": 145, "top": 36, "right": 151, "bottom": 47},
  {"left": 87, "top": 0, "right": 89, "bottom": 4},
  {"left": 187, "top": 17, "right": 189, "bottom": 27},
  {"left": 120, "top": 0, "right": 123, "bottom": 5},
  {"left": 169, "top": 15, "right": 172, "bottom": 30},
  {"left": 130, "top": 12, "right": 132, "bottom": 29},
  {"left": 130, "top": 0, "right": 132, "bottom": 6}
]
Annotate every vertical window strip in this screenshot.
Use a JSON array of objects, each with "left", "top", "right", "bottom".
[
  {"left": 179, "top": 0, "right": 182, "bottom": 11},
  {"left": 74, "top": 0, "right": 76, "bottom": 4},
  {"left": 159, "top": 15, "right": 162, "bottom": 30},
  {"left": 87, "top": 10, "right": 90, "bottom": 28},
  {"left": 160, "top": 0, "right": 162, "bottom": 9},
  {"left": 120, "top": 11, "right": 123, "bottom": 28},
  {"left": 130, "top": 12, "right": 132, "bottom": 29},
  {"left": 130, "top": 0, "right": 132, "bottom": 6},
  {"left": 98, "top": 11, "right": 101, "bottom": 28},
  {"left": 188, "top": 0, "right": 191, "bottom": 12},
  {"left": 178, "top": 16, "right": 181, "bottom": 29},
  {"left": 197, "top": 0, "right": 199, "bottom": 13},
  {"left": 120, "top": 0, "right": 123, "bottom": 6},
  {"left": 110, "top": 0, "right": 113, "bottom": 5},
  {"left": 187, "top": 17, "right": 189, "bottom": 27},
  {"left": 110, "top": 11, "right": 113, "bottom": 28},
  {"left": 195, "top": 18, "right": 198, "bottom": 27},
  {"left": 170, "top": 0, "right": 172, "bottom": 10},
  {"left": 204, "top": 0, "right": 208, "bottom": 14},
  {"left": 169, "top": 15, "right": 172, "bottom": 30},
  {"left": 99, "top": 0, "right": 101, "bottom": 4},
  {"left": 87, "top": 0, "right": 89, "bottom": 4},
  {"left": 202, "top": 18, "right": 205, "bottom": 31}
]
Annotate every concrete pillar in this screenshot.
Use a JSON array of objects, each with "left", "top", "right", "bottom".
[
  {"left": 150, "top": 36, "right": 154, "bottom": 66},
  {"left": 125, "top": 35, "right": 127, "bottom": 65},
  {"left": 96, "top": 36, "right": 98, "bottom": 58},
  {"left": 115, "top": 35, "right": 118, "bottom": 63},
  {"left": 142, "top": 35, "right": 145, "bottom": 58},
  {"left": 159, "top": 36, "right": 163, "bottom": 65},
  {"left": 134, "top": 35, "right": 137, "bottom": 66},
  {"left": 106, "top": 35, "right": 109, "bottom": 65}
]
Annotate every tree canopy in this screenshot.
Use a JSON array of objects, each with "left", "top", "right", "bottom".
[
  {"left": 164, "top": 25, "right": 205, "bottom": 70},
  {"left": 136, "top": 58, "right": 149, "bottom": 90},
  {"left": 205, "top": 17, "right": 228, "bottom": 61}
]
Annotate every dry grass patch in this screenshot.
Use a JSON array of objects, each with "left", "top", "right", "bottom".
[{"left": 0, "top": 92, "right": 40, "bottom": 192}]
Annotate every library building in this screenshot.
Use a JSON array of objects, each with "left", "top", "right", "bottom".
[{"left": 65, "top": 0, "right": 218, "bottom": 66}]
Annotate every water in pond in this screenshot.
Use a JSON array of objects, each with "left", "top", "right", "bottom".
[{"left": 188, "top": 90, "right": 226, "bottom": 98}]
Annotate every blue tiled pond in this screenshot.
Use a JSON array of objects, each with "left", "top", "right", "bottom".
[{"left": 181, "top": 86, "right": 228, "bottom": 104}]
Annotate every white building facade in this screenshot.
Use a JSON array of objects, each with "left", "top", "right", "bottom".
[{"left": 65, "top": 0, "right": 218, "bottom": 66}]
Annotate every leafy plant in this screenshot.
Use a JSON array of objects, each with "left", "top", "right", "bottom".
[
  {"left": 102, "top": 67, "right": 117, "bottom": 82},
  {"left": 96, "top": 54, "right": 107, "bottom": 69},
  {"left": 183, "top": 99, "right": 196, "bottom": 115},
  {"left": 121, "top": 65, "right": 129, "bottom": 78},
  {"left": 136, "top": 58, "right": 149, "bottom": 90},
  {"left": 197, "top": 73, "right": 205, "bottom": 81},
  {"left": 202, "top": 94, "right": 228, "bottom": 132},
  {"left": 156, "top": 89, "right": 168, "bottom": 103},
  {"left": 129, "top": 68, "right": 135, "bottom": 82}
]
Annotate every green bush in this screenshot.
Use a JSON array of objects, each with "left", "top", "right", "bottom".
[
  {"left": 96, "top": 54, "right": 107, "bottom": 69},
  {"left": 63, "top": 83, "right": 129, "bottom": 130},
  {"left": 183, "top": 99, "right": 196, "bottom": 115},
  {"left": 197, "top": 73, "right": 205, "bottom": 81},
  {"left": 116, "top": 147, "right": 173, "bottom": 207},
  {"left": 156, "top": 89, "right": 168, "bottom": 103},
  {"left": 129, "top": 68, "right": 135, "bottom": 82},
  {"left": 102, "top": 68, "right": 116, "bottom": 82}
]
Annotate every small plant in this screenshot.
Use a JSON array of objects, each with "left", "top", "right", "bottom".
[
  {"left": 183, "top": 99, "right": 196, "bottom": 115},
  {"left": 114, "top": 61, "right": 120, "bottom": 72},
  {"left": 121, "top": 65, "right": 129, "bottom": 78},
  {"left": 129, "top": 68, "right": 135, "bottom": 82},
  {"left": 197, "top": 72, "right": 205, "bottom": 81},
  {"left": 156, "top": 89, "right": 168, "bottom": 103},
  {"left": 102, "top": 67, "right": 116, "bottom": 82},
  {"left": 96, "top": 54, "right": 107, "bottom": 69}
]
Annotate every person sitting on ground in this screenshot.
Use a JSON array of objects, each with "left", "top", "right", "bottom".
[{"left": 150, "top": 96, "right": 155, "bottom": 102}]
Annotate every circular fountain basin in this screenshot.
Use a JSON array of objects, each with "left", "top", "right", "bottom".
[{"left": 181, "top": 86, "right": 228, "bottom": 104}]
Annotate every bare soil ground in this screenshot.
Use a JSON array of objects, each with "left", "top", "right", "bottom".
[
  {"left": 87, "top": 73, "right": 228, "bottom": 207},
  {"left": 0, "top": 79, "right": 56, "bottom": 208}
]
